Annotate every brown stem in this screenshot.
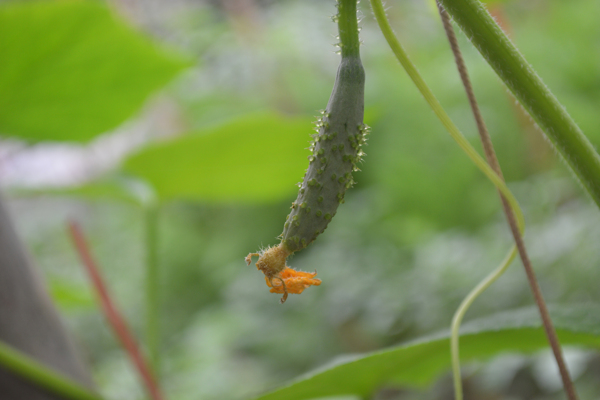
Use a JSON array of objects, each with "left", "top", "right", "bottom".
[
  {"left": 68, "top": 221, "right": 166, "bottom": 400},
  {"left": 436, "top": 3, "right": 578, "bottom": 400}
]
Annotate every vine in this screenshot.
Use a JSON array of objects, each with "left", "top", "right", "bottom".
[{"left": 370, "top": 0, "right": 579, "bottom": 398}]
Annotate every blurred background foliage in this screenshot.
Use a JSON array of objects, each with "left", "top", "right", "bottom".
[{"left": 1, "top": 0, "right": 600, "bottom": 399}]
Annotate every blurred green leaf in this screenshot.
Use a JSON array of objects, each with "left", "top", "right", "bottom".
[
  {"left": 0, "top": 0, "right": 190, "bottom": 142},
  {"left": 122, "top": 112, "right": 314, "bottom": 202},
  {"left": 254, "top": 305, "right": 600, "bottom": 400}
]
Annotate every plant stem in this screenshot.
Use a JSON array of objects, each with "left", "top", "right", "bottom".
[
  {"left": 69, "top": 220, "right": 166, "bottom": 400},
  {"left": 437, "top": 0, "right": 600, "bottom": 210},
  {"left": 0, "top": 341, "right": 103, "bottom": 400},
  {"left": 436, "top": 4, "right": 578, "bottom": 400},
  {"left": 145, "top": 205, "right": 160, "bottom": 377},
  {"left": 450, "top": 248, "right": 516, "bottom": 400},
  {"left": 368, "top": 0, "right": 524, "bottom": 231},
  {"left": 369, "top": 3, "right": 524, "bottom": 397},
  {"left": 337, "top": 0, "right": 360, "bottom": 58}
]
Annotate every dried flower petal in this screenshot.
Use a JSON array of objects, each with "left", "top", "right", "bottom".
[
  {"left": 266, "top": 267, "right": 322, "bottom": 295},
  {"left": 246, "top": 245, "right": 321, "bottom": 303}
]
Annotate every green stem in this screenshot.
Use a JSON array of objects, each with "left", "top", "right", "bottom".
[
  {"left": 0, "top": 341, "right": 103, "bottom": 400},
  {"left": 436, "top": 6, "right": 578, "bottom": 399},
  {"left": 145, "top": 205, "right": 160, "bottom": 377},
  {"left": 437, "top": 0, "right": 600, "bottom": 209},
  {"left": 450, "top": 248, "right": 517, "bottom": 400},
  {"left": 369, "top": 0, "right": 524, "bottom": 232},
  {"left": 337, "top": 0, "right": 360, "bottom": 58},
  {"left": 369, "top": 1, "right": 528, "bottom": 399}
]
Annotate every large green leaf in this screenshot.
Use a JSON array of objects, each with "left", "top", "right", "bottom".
[
  {"left": 254, "top": 305, "right": 600, "bottom": 400},
  {"left": 122, "top": 112, "right": 314, "bottom": 202},
  {"left": 0, "top": 0, "right": 189, "bottom": 142}
]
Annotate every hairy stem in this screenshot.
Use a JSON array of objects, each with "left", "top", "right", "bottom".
[
  {"left": 337, "top": 0, "right": 360, "bottom": 58},
  {"left": 437, "top": 0, "right": 600, "bottom": 210},
  {"left": 437, "top": 4, "right": 578, "bottom": 400}
]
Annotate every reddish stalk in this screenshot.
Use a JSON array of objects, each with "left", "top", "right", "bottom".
[{"left": 68, "top": 220, "right": 166, "bottom": 400}]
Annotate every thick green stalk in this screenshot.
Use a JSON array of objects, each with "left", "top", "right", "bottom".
[
  {"left": 0, "top": 341, "right": 103, "bottom": 400},
  {"left": 437, "top": 0, "right": 600, "bottom": 209},
  {"left": 145, "top": 205, "right": 160, "bottom": 376}
]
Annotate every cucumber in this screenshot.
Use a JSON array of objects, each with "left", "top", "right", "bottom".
[
  {"left": 281, "top": 56, "right": 367, "bottom": 253},
  {"left": 246, "top": 0, "right": 366, "bottom": 302}
]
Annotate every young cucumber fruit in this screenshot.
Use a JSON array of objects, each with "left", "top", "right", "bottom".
[
  {"left": 281, "top": 55, "right": 367, "bottom": 253},
  {"left": 246, "top": 0, "right": 365, "bottom": 303}
]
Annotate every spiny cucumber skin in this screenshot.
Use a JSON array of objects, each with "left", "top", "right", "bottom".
[{"left": 281, "top": 56, "right": 366, "bottom": 253}]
